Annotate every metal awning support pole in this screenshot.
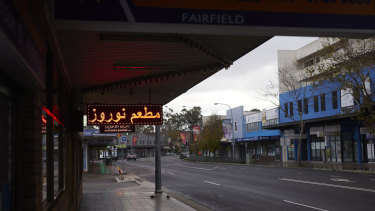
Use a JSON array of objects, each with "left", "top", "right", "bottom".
[{"left": 155, "top": 125, "right": 162, "bottom": 193}]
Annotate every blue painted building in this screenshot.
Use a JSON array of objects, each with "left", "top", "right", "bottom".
[
  {"left": 232, "top": 107, "right": 281, "bottom": 163},
  {"left": 273, "top": 39, "right": 375, "bottom": 165}
]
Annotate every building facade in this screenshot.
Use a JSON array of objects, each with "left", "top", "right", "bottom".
[{"left": 275, "top": 38, "right": 375, "bottom": 166}]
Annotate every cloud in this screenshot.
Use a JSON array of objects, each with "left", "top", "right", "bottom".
[{"left": 166, "top": 36, "right": 318, "bottom": 116}]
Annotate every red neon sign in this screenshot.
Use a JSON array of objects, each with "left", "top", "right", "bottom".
[{"left": 42, "top": 106, "right": 65, "bottom": 127}]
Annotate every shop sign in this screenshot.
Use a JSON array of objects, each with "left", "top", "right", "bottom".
[
  {"left": 55, "top": 0, "right": 375, "bottom": 30},
  {"left": 83, "top": 129, "right": 100, "bottom": 137},
  {"left": 265, "top": 108, "right": 278, "bottom": 120},
  {"left": 283, "top": 129, "right": 295, "bottom": 137},
  {"left": 87, "top": 104, "right": 163, "bottom": 125},
  {"left": 245, "top": 112, "right": 262, "bottom": 124},
  {"left": 100, "top": 125, "right": 135, "bottom": 133},
  {"left": 341, "top": 88, "right": 354, "bottom": 108},
  {"left": 310, "top": 126, "right": 323, "bottom": 135}
]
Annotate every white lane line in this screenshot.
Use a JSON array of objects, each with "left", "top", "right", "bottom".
[
  {"left": 204, "top": 181, "right": 220, "bottom": 186},
  {"left": 165, "top": 164, "right": 218, "bottom": 171},
  {"left": 279, "top": 178, "right": 375, "bottom": 193},
  {"left": 330, "top": 178, "right": 353, "bottom": 182},
  {"left": 283, "top": 200, "right": 328, "bottom": 211},
  {"left": 167, "top": 172, "right": 175, "bottom": 175}
]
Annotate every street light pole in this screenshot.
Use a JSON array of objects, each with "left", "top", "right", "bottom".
[{"left": 214, "top": 103, "right": 235, "bottom": 159}]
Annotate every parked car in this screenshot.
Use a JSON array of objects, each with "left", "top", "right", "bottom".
[
  {"left": 127, "top": 152, "right": 136, "bottom": 161},
  {"left": 179, "top": 152, "right": 187, "bottom": 159},
  {"left": 165, "top": 152, "right": 176, "bottom": 156}
]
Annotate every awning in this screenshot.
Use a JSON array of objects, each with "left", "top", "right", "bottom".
[{"left": 235, "top": 136, "right": 280, "bottom": 142}]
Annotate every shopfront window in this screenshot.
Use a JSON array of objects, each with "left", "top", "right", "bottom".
[
  {"left": 311, "top": 135, "right": 324, "bottom": 161},
  {"left": 42, "top": 65, "right": 67, "bottom": 202},
  {"left": 287, "top": 144, "right": 295, "bottom": 160},
  {"left": 325, "top": 136, "right": 341, "bottom": 162},
  {"left": 342, "top": 132, "right": 354, "bottom": 162},
  {"left": 42, "top": 110, "right": 64, "bottom": 200}
]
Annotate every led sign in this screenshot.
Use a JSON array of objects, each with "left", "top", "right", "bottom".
[
  {"left": 100, "top": 125, "right": 135, "bottom": 133},
  {"left": 87, "top": 104, "right": 163, "bottom": 125}
]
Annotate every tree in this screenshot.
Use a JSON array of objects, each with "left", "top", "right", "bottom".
[
  {"left": 181, "top": 107, "right": 203, "bottom": 155},
  {"left": 200, "top": 114, "right": 223, "bottom": 157},
  {"left": 160, "top": 107, "right": 185, "bottom": 153},
  {"left": 310, "top": 37, "right": 375, "bottom": 133},
  {"left": 264, "top": 62, "right": 318, "bottom": 166}
]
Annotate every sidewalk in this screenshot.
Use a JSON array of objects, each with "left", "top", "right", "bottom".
[{"left": 79, "top": 161, "right": 196, "bottom": 211}]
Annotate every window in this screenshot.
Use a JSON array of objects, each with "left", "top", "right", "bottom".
[
  {"left": 289, "top": 102, "right": 294, "bottom": 117},
  {"left": 235, "top": 122, "right": 238, "bottom": 132},
  {"left": 314, "top": 95, "right": 319, "bottom": 112},
  {"left": 245, "top": 122, "right": 259, "bottom": 132},
  {"left": 311, "top": 135, "right": 324, "bottom": 161},
  {"left": 320, "top": 94, "right": 326, "bottom": 111},
  {"left": 298, "top": 100, "right": 302, "bottom": 114},
  {"left": 303, "top": 98, "right": 309, "bottom": 114},
  {"left": 304, "top": 59, "right": 314, "bottom": 67},
  {"left": 284, "top": 103, "right": 288, "bottom": 118},
  {"left": 332, "top": 91, "right": 338, "bottom": 109},
  {"left": 264, "top": 119, "right": 278, "bottom": 126}
]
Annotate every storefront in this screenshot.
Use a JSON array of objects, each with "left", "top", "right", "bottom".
[
  {"left": 0, "top": 74, "right": 15, "bottom": 211},
  {"left": 281, "top": 129, "right": 307, "bottom": 162},
  {"left": 360, "top": 127, "right": 375, "bottom": 163},
  {"left": 237, "top": 136, "right": 280, "bottom": 162}
]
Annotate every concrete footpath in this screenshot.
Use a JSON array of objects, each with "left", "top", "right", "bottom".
[{"left": 79, "top": 161, "right": 196, "bottom": 211}]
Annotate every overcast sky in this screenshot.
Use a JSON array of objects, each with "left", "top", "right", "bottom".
[{"left": 165, "top": 36, "right": 318, "bottom": 116}]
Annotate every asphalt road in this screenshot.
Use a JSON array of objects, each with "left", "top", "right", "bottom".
[{"left": 118, "top": 156, "right": 375, "bottom": 211}]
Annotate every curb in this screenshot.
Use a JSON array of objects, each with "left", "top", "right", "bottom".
[
  {"left": 127, "top": 174, "right": 212, "bottom": 211},
  {"left": 163, "top": 189, "right": 212, "bottom": 211}
]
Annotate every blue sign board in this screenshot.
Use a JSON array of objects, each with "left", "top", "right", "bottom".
[{"left": 122, "top": 136, "right": 127, "bottom": 142}]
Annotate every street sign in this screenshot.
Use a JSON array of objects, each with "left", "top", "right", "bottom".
[
  {"left": 118, "top": 144, "right": 127, "bottom": 148},
  {"left": 122, "top": 137, "right": 126, "bottom": 142}
]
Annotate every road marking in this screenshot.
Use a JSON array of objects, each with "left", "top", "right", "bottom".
[
  {"left": 330, "top": 178, "right": 353, "bottom": 182},
  {"left": 283, "top": 200, "right": 328, "bottom": 211},
  {"left": 167, "top": 172, "right": 175, "bottom": 175},
  {"left": 204, "top": 181, "right": 220, "bottom": 186},
  {"left": 279, "top": 178, "right": 375, "bottom": 193},
  {"left": 165, "top": 164, "right": 218, "bottom": 171}
]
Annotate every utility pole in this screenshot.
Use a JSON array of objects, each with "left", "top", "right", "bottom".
[{"left": 155, "top": 125, "right": 162, "bottom": 193}]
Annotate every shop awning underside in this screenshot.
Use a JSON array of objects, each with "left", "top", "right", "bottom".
[{"left": 53, "top": 23, "right": 271, "bottom": 108}]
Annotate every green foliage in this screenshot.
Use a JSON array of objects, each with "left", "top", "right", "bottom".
[
  {"left": 199, "top": 114, "right": 223, "bottom": 157},
  {"left": 161, "top": 106, "right": 203, "bottom": 153}
]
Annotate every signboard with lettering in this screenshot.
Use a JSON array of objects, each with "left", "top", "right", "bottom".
[
  {"left": 55, "top": 0, "right": 375, "bottom": 30},
  {"left": 245, "top": 112, "right": 262, "bottom": 124},
  {"left": 87, "top": 104, "right": 163, "bottom": 125},
  {"left": 100, "top": 125, "right": 135, "bottom": 133}
]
